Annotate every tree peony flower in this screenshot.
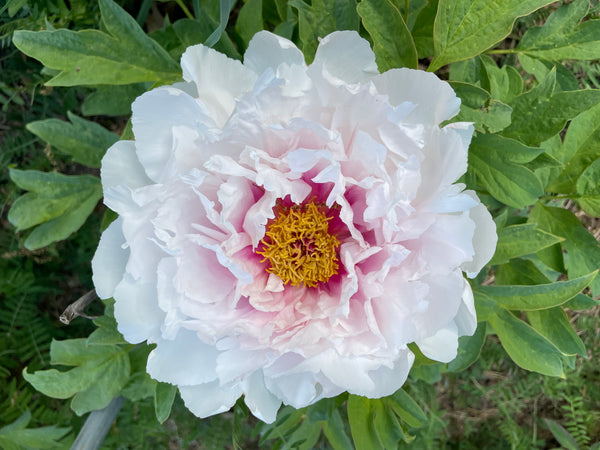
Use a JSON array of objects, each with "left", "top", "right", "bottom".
[{"left": 92, "top": 30, "right": 497, "bottom": 423}]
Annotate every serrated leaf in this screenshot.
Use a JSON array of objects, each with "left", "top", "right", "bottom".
[
  {"left": 290, "top": 0, "right": 359, "bottom": 62},
  {"left": 503, "top": 68, "right": 600, "bottom": 145},
  {"left": 357, "top": 0, "right": 417, "bottom": 70},
  {"left": 489, "top": 309, "right": 565, "bottom": 377},
  {"left": 429, "top": 0, "right": 553, "bottom": 71},
  {"left": 474, "top": 271, "right": 597, "bottom": 311},
  {"left": 447, "top": 322, "right": 487, "bottom": 372},
  {"left": 468, "top": 134, "right": 544, "bottom": 208},
  {"left": 529, "top": 203, "right": 600, "bottom": 295},
  {"left": 154, "top": 382, "right": 177, "bottom": 424},
  {"left": 12, "top": 0, "right": 180, "bottom": 86},
  {"left": 517, "top": 0, "right": 600, "bottom": 62},
  {"left": 528, "top": 308, "right": 586, "bottom": 357},
  {"left": 23, "top": 339, "right": 130, "bottom": 416},
  {"left": 490, "top": 223, "right": 564, "bottom": 265},
  {"left": 8, "top": 169, "right": 102, "bottom": 250},
  {"left": 26, "top": 112, "right": 118, "bottom": 167}
]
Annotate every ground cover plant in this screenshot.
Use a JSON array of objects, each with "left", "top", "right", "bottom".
[{"left": 1, "top": 0, "right": 600, "bottom": 448}]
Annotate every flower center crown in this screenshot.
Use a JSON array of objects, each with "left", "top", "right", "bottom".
[{"left": 257, "top": 201, "right": 340, "bottom": 288}]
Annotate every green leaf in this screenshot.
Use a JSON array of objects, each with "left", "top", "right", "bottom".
[
  {"left": 121, "top": 372, "right": 156, "bottom": 402},
  {"left": 544, "top": 419, "right": 581, "bottom": 450},
  {"left": 489, "top": 223, "right": 564, "bottom": 265},
  {"left": 373, "top": 400, "right": 408, "bottom": 448},
  {"left": 235, "top": 0, "right": 264, "bottom": 50},
  {"left": 429, "top": 0, "right": 554, "bottom": 71},
  {"left": 411, "top": 0, "right": 437, "bottom": 58},
  {"left": 12, "top": 0, "right": 180, "bottom": 86},
  {"left": 0, "top": 411, "right": 71, "bottom": 450},
  {"left": 154, "top": 382, "right": 177, "bottom": 424},
  {"left": 82, "top": 83, "right": 149, "bottom": 116},
  {"left": 564, "top": 293, "right": 600, "bottom": 310},
  {"left": 529, "top": 203, "right": 600, "bottom": 295},
  {"left": 488, "top": 309, "right": 565, "bottom": 377},
  {"left": 8, "top": 170, "right": 103, "bottom": 250},
  {"left": 387, "top": 389, "right": 427, "bottom": 429},
  {"left": 575, "top": 157, "right": 600, "bottom": 216},
  {"left": 347, "top": 396, "right": 383, "bottom": 450},
  {"left": 468, "top": 133, "right": 544, "bottom": 208},
  {"left": 26, "top": 112, "right": 118, "bottom": 168},
  {"left": 357, "top": 0, "right": 418, "bottom": 70},
  {"left": 449, "top": 82, "right": 513, "bottom": 133},
  {"left": 548, "top": 102, "right": 600, "bottom": 193},
  {"left": 528, "top": 308, "right": 586, "bottom": 357},
  {"left": 474, "top": 271, "right": 597, "bottom": 311},
  {"left": 503, "top": 69, "right": 600, "bottom": 146},
  {"left": 495, "top": 257, "right": 551, "bottom": 286},
  {"left": 290, "top": 0, "right": 359, "bottom": 62},
  {"left": 23, "top": 339, "right": 130, "bottom": 416},
  {"left": 87, "top": 301, "right": 127, "bottom": 346},
  {"left": 479, "top": 55, "right": 523, "bottom": 104},
  {"left": 322, "top": 410, "right": 353, "bottom": 450},
  {"left": 517, "top": 0, "right": 600, "bottom": 62},
  {"left": 447, "top": 322, "right": 487, "bottom": 372}
]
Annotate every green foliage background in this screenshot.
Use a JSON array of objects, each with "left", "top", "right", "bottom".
[{"left": 1, "top": 0, "right": 600, "bottom": 448}]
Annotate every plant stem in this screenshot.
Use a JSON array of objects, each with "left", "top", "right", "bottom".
[
  {"left": 405, "top": 0, "right": 409, "bottom": 22},
  {"left": 175, "top": 0, "right": 195, "bottom": 20},
  {"left": 71, "top": 396, "right": 125, "bottom": 450}
]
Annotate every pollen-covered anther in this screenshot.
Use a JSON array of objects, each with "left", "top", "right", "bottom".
[{"left": 257, "top": 202, "right": 340, "bottom": 287}]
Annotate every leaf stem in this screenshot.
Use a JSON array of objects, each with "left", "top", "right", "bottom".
[{"left": 404, "top": 0, "right": 409, "bottom": 22}]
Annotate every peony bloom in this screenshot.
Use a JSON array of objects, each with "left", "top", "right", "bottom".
[{"left": 92, "top": 30, "right": 497, "bottom": 423}]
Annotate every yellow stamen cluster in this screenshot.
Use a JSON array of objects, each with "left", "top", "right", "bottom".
[{"left": 257, "top": 202, "right": 340, "bottom": 288}]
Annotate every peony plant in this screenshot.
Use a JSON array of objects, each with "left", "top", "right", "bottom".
[{"left": 8, "top": 0, "right": 600, "bottom": 447}]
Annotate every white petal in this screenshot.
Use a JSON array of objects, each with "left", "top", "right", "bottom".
[
  {"left": 179, "top": 381, "right": 242, "bottom": 418},
  {"left": 243, "top": 371, "right": 282, "bottom": 424},
  {"left": 181, "top": 44, "right": 257, "bottom": 125},
  {"left": 113, "top": 274, "right": 164, "bottom": 344},
  {"left": 360, "top": 350, "right": 414, "bottom": 398},
  {"left": 371, "top": 68, "right": 461, "bottom": 125},
  {"left": 311, "top": 31, "right": 379, "bottom": 84},
  {"left": 92, "top": 217, "right": 128, "bottom": 299},
  {"left": 147, "top": 329, "right": 219, "bottom": 386},
  {"left": 416, "top": 321, "right": 459, "bottom": 363},
  {"left": 461, "top": 193, "right": 498, "bottom": 277},
  {"left": 132, "top": 86, "right": 215, "bottom": 182},
  {"left": 244, "top": 31, "right": 305, "bottom": 75},
  {"left": 455, "top": 280, "right": 477, "bottom": 336},
  {"left": 101, "top": 140, "right": 152, "bottom": 190}
]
